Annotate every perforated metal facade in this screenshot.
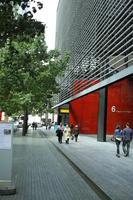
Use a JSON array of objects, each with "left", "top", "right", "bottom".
[{"left": 54, "top": 0, "right": 133, "bottom": 108}]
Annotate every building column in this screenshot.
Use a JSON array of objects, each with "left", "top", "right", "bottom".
[
  {"left": 97, "top": 87, "right": 108, "bottom": 142},
  {"left": 52, "top": 112, "right": 54, "bottom": 122}
]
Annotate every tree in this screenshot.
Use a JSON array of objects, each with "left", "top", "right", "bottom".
[
  {"left": 0, "top": 0, "right": 70, "bottom": 135},
  {"left": 0, "top": 0, "right": 44, "bottom": 46},
  {"left": 0, "top": 34, "right": 69, "bottom": 135}
]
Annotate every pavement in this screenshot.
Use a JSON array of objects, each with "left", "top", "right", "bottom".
[{"left": 0, "top": 127, "right": 133, "bottom": 200}]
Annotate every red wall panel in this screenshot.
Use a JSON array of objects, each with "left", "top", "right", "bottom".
[
  {"left": 106, "top": 77, "right": 133, "bottom": 134},
  {"left": 69, "top": 91, "right": 99, "bottom": 134},
  {"left": 71, "top": 79, "right": 89, "bottom": 97},
  {"left": 80, "top": 80, "right": 88, "bottom": 92},
  {"left": 73, "top": 80, "right": 79, "bottom": 96},
  {"left": 69, "top": 77, "right": 133, "bottom": 135}
]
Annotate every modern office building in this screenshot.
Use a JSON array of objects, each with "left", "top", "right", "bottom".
[{"left": 53, "top": 0, "right": 133, "bottom": 141}]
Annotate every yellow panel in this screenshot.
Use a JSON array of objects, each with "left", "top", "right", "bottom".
[{"left": 60, "top": 109, "right": 69, "bottom": 113}]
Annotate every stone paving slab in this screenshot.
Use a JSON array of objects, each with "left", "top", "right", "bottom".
[
  {"left": 0, "top": 129, "right": 101, "bottom": 200},
  {"left": 48, "top": 128, "right": 133, "bottom": 200}
]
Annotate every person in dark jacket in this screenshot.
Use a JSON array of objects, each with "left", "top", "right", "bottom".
[
  {"left": 74, "top": 125, "right": 79, "bottom": 142},
  {"left": 114, "top": 125, "right": 123, "bottom": 157},
  {"left": 122, "top": 122, "right": 133, "bottom": 157},
  {"left": 32, "top": 122, "right": 35, "bottom": 130},
  {"left": 34, "top": 122, "right": 37, "bottom": 130},
  {"left": 70, "top": 122, "right": 74, "bottom": 140},
  {"left": 57, "top": 122, "right": 64, "bottom": 144}
]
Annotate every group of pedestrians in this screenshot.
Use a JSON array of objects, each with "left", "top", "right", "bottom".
[
  {"left": 56, "top": 122, "right": 79, "bottom": 144},
  {"left": 56, "top": 121, "right": 133, "bottom": 157},
  {"left": 32, "top": 122, "right": 37, "bottom": 130},
  {"left": 114, "top": 122, "right": 133, "bottom": 158}
]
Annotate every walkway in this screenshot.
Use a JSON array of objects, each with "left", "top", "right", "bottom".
[
  {"left": 1, "top": 127, "right": 133, "bottom": 200},
  {"left": 49, "top": 128, "right": 133, "bottom": 200},
  {"left": 1, "top": 129, "right": 100, "bottom": 200}
]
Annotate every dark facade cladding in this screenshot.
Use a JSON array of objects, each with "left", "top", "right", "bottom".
[
  {"left": 55, "top": 0, "right": 133, "bottom": 104},
  {"left": 55, "top": 0, "right": 133, "bottom": 136}
]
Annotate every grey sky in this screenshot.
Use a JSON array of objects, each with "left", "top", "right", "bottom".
[{"left": 33, "top": 0, "right": 59, "bottom": 50}]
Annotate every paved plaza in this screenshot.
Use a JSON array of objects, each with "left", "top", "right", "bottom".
[{"left": 1, "top": 127, "right": 133, "bottom": 200}]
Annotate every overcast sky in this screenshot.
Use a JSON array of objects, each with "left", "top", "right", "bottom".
[{"left": 33, "top": 0, "right": 59, "bottom": 50}]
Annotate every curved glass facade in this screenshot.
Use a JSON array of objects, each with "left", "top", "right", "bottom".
[{"left": 54, "top": 0, "right": 133, "bottom": 107}]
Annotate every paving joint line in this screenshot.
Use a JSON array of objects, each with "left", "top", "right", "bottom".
[{"left": 39, "top": 130, "right": 112, "bottom": 200}]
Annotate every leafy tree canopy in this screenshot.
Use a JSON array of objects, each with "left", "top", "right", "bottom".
[
  {"left": 0, "top": 0, "right": 70, "bottom": 135},
  {"left": 0, "top": 34, "right": 69, "bottom": 116},
  {"left": 0, "top": 0, "right": 44, "bottom": 46}
]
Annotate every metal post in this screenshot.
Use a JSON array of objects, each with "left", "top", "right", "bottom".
[{"left": 97, "top": 87, "right": 108, "bottom": 142}]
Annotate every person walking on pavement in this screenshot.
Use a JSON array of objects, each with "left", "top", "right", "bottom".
[
  {"left": 122, "top": 122, "right": 133, "bottom": 157},
  {"left": 74, "top": 125, "right": 79, "bottom": 142},
  {"left": 64, "top": 124, "right": 71, "bottom": 144},
  {"left": 48, "top": 123, "right": 51, "bottom": 130},
  {"left": 34, "top": 122, "right": 37, "bottom": 130},
  {"left": 114, "top": 125, "right": 123, "bottom": 158},
  {"left": 32, "top": 122, "right": 35, "bottom": 130},
  {"left": 57, "top": 122, "right": 64, "bottom": 144},
  {"left": 70, "top": 122, "right": 74, "bottom": 140}
]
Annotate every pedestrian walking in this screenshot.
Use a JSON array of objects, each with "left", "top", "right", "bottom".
[
  {"left": 48, "top": 123, "right": 51, "bottom": 130},
  {"left": 122, "top": 122, "right": 133, "bottom": 157},
  {"left": 114, "top": 125, "right": 123, "bottom": 158},
  {"left": 70, "top": 122, "right": 74, "bottom": 140},
  {"left": 74, "top": 125, "right": 79, "bottom": 142},
  {"left": 57, "top": 122, "right": 64, "bottom": 144},
  {"left": 32, "top": 122, "right": 35, "bottom": 130},
  {"left": 34, "top": 122, "right": 37, "bottom": 130},
  {"left": 64, "top": 124, "right": 71, "bottom": 144}
]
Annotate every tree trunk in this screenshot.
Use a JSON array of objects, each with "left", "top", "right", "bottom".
[
  {"left": 22, "top": 107, "right": 28, "bottom": 136},
  {"left": 4, "top": 113, "right": 9, "bottom": 122},
  {"left": 52, "top": 112, "right": 54, "bottom": 122}
]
